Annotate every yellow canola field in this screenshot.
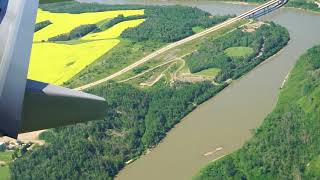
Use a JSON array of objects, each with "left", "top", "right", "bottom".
[
  {"left": 82, "top": 19, "right": 145, "bottom": 40},
  {"left": 28, "top": 9, "right": 146, "bottom": 85},
  {"left": 34, "top": 9, "right": 144, "bottom": 42},
  {"left": 28, "top": 40, "right": 120, "bottom": 85}
]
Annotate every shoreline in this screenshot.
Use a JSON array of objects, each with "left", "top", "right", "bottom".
[{"left": 116, "top": 35, "right": 290, "bottom": 178}]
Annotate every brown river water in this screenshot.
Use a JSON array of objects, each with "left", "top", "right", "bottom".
[{"left": 78, "top": 1, "right": 320, "bottom": 179}]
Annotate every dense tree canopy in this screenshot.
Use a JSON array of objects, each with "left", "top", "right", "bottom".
[
  {"left": 10, "top": 82, "right": 226, "bottom": 180},
  {"left": 48, "top": 24, "right": 98, "bottom": 42},
  {"left": 121, "top": 6, "right": 230, "bottom": 42}
]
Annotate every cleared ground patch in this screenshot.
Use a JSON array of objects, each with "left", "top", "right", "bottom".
[
  {"left": 28, "top": 9, "right": 145, "bottom": 85},
  {"left": 194, "top": 68, "right": 221, "bottom": 78},
  {"left": 34, "top": 9, "right": 144, "bottom": 42},
  {"left": 192, "top": 26, "right": 205, "bottom": 33},
  {"left": 224, "top": 46, "right": 254, "bottom": 57}
]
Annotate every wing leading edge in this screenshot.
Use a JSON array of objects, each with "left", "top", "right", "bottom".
[{"left": 0, "top": 0, "right": 106, "bottom": 138}]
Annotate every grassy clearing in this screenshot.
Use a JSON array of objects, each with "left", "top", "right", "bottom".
[
  {"left": 28, "top": 9, "right": 145, "bottom": 85},
  {"left": 34, "top": 9, "right": 144, "bottom": 42},
  {"left": 306, "top": 155, "right": 320, "bottom": 177},
  {"left": 0, "top": 166, "right": 10, "bottom": 180},
  {"left": 192, "top": 26, "right": 205, "bottom": 33},
  {"left": 0, "top": 152, "right": 13, "bottom": 163},
  {"left": 0, "top": 151, "right": 13, "bottom": 180},
  {"left": 194, "top": 68, "right": 221, "bottom": 78},
  {"left": 224, "top": 46, "right": 254, "bottom": 57}
]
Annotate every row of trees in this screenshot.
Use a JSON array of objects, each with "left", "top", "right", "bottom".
[
  {"left": 186, "top": 22, "right": 290, "bottom": 82},
  {"left": 34, "top": 20, "right": 52, "bottom": 32},
  {"left": 98, "top": 15, "right": 146, "bottom": 31},
  {"left": 48, "top": 24, "right": 98, "bottom": 42},
  {"left": 195, "top": 45, "right": 320, "bottom": 180},
  {"left": 47, "top": 14, "right": 146, "bottom": 41}
]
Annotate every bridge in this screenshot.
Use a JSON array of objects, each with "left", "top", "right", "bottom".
[{"left": 75, "top": 0, "right": 288, "bottom": 91}]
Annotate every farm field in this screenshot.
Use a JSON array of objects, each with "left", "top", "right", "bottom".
[
  {"left": 28, "top": 40, "right": 120, "bottom": 85},
  {"left": 34, "top": 9, "right": 144, "bottom": 42},
  {"left": 82, "top": 19, "right": 145, "bottom": 40},
  {"left": 28, "top": 9, "right": 145, "bottom": 85}
]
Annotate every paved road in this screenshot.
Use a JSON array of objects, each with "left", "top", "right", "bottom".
[{"left": 75, "top": 0, "right": 282, "bottom": 91}]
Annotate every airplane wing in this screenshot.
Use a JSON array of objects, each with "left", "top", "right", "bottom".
[{"left": 0, "top": 0, "right": 106, "bottom": 138}]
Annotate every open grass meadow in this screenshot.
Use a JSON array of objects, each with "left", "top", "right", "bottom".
[
  {"left": 0, "top": 151, "right": 13, "bottom": 180},
  {"left": 224, "top": 46, "right": 254, "bottom": 57},
  {"left": 28, "top": 9, "right": 145, "bottom": 85},
  {"left": 0, "top": 166, "right": 10, "bottom": 180},
  {"left": 194, "top": 68, "right": 221, "bottom": 78}
]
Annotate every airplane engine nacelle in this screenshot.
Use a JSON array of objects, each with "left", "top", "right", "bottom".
[{"left": 0, "top": 0, "right": 106, "bottom": 138}]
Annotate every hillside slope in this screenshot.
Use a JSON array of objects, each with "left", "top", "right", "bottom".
[{"left": 195, "top": 45, "right": 320, "bottom": 179}]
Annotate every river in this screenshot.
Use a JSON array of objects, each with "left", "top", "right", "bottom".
[{"left": 80, "top": 1, "right": 320, "bottom": 179}]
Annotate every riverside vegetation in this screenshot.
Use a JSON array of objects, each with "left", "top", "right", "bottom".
[
  {"left": 195, "top": 45, "right": 320, "bottom": 180},
  {"left": 11, "top": 1, "right": 289, "bottom": 179}
]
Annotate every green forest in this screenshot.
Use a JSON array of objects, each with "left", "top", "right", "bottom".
[
  {"left": 9, "top": 1, "right": 292, "bottom": 180},
  {"left": 186, "top": 22, "right": 289, "bottom": 82},
  {"left": 10, "top": 2, "right": 232, "bottom": 179},
  {"left": 121, "top": 6, "right": 230, "bottom": 42},
  {"left": 11, "top": 82, "right": 226, "bottom": 179},
  {"left": 194, "top": 45, "right": 320, "bottom": 180}
]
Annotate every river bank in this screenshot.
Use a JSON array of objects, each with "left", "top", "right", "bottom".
[{"left": 108, "top": 1, "right": 320, "bottom": 179}]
